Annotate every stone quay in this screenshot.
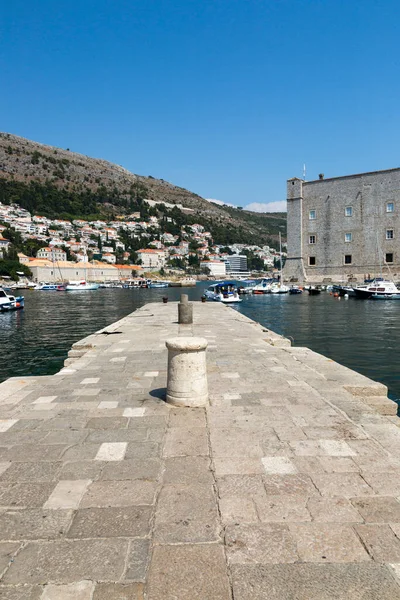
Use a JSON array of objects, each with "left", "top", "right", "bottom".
[{"left": 1, "top": 301, "right": 400, "bottom": 599}]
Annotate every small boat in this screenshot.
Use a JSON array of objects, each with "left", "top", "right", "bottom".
[
  {"left": 252, "top": 278, "right": 274, "bottom": 294},
  {"left": 270, "top": 282, "right": 290, "bottom": 294},
  {"left": 332, "top": 285, "right": 355, "bottom": 297},
  {"left": 0, "top": 288, "right": 24, "bottom": 312},
  {"left": 270, "top": 233, "right": 289, "bottom": 294},
  {"left": 237, "top": 280, "right": 257, "bottom": 294},
  {"left": 35, "top": 283, "right": 65, "bottom": 291},
  {"left": 353, "top": 279, "right": 400, "bottom": 300},
  {"left": 289, "top": 286, "right": 303, "bottom": 294},
  {"left": 149, "top": 280, "right": 170, "bottom": 288},
  {"left": 205, "top": 281, "right": 242, "bottom": 303},
  {"left": 65, "top": 280, "right": 99, "bottom": 291},
  {"left": 307, "top": 286, "right": 321, "bottom": 295}
]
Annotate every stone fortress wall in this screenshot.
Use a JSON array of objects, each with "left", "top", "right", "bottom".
[{"left": 283, "top": 168, "right": 400, "bottom": 283}]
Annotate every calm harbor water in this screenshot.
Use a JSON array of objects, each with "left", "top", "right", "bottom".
[{"left": 1, "top": 285, "right": 399, "bottom": 402}]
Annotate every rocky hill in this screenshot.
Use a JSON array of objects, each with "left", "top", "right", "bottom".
[{"left": 0, "top": 132, "right": 286, "bottom": 246}]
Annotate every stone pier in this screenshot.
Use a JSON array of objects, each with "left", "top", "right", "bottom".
[{"left": 1, "top": 302, "right": 400, "bottom": 599}]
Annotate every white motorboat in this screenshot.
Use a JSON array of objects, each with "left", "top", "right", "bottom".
[
  {"left": 270, "top": 282, "right": 290, "bottom": 294},
  {"left": 149, "top": 280, "right": 170, "bottom": 288},
  {"left": 353, "top": 278, "right": 400, "bottom": 299},
  {"left": 204, "top": 281, "right": 242, "bottom": 303},
  {"left": 0, "top": 288, "right": 25, "bottom": 312},
  {"left": 252, "top": 279, "right": 274, "bottom": 294},
  {"left": 35, "top": 282, "right": 65, "bottom": 291},
  {"left": 65, "top": 280, "right": 99, "bottom": 291}
]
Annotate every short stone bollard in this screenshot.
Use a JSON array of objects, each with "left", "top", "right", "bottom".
[
  {"left": 178, "top": 294, "right": 193, "bottom": 324},
  {"left": 165, "top": 337, "right": 208, "bottom": 407}
]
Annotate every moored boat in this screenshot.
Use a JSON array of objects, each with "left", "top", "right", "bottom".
[
  {"left": 65, "top": 280, "right": 99, "bottom": 291},
  {"left": 289, "top": 286, "right": 303, "bottom": 294},
  {"left": 35, "top": 283, "right": 66, "bottom": 291},
  {"left": 204, "top": 281, "right": 242, "bottom": 303},
  {"left": 0, "top": 288, "right": 25, "bottom": 312},
  {"left": 270, "top": 282, "right": 290, "bottom": 294},
  {"left": 252, "top": 278, "right": 274, "bottom": 294},
  {"left": 353, "top": 279, "right": 400, "bottom": 299},
  {"left": 307, "top": 286, "right": 321, "bottom": 295},
  {"left": 149, "top": 280, "right": 170, "bottom": 288}
]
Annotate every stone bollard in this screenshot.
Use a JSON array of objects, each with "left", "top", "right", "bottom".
[
  {"left": 178, "top": 294, "right": 193, "bottom": 324},
  {"left": 165, "top": 337, "right": 208, "bottom": 407}
]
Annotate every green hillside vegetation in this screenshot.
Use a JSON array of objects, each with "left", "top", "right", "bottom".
[
  {"left": 0, "top": 132, "right": 287, "bottom": 247},
  {"left": 0, "top": 178, "right": 285, "bottom": 248}
]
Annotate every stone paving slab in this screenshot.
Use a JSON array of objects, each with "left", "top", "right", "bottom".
[{"left": 1, "top": 301, "right": 400, "bottom": 598}]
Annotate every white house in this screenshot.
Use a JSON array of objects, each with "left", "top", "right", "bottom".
[
  {"left": 200, "top": 260, "right": 226, "bottom": 277},
  {"left": 37, "top": 247, "right": 67, "bottom": 262},
  {"left": 137, "top": 248, "right": 166, "bottom": 270}
]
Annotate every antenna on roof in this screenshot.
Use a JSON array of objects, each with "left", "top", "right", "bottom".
[{"left": 303, "top": 164, "right": 306, "bottom": 180}]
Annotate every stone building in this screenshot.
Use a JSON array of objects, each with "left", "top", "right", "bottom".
[{"left": 283, "top": 168, "right": 400, "bottom": 283}]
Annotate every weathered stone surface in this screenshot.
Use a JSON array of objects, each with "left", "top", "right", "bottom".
[
  {"left": 163, "top": 456, "right": 213, "bottom": 485},
  {"left": 80, "top": 479, "right": 157, "bottom": 507},
  {"left": 2, "top": 301, "right": 400, "bottom": 596},
  {"left": 59, "top": 461, "right": 104, "bottom": 480},
  {"left": 147, "top": 544, "right": 231, "bottom": 600},
  {"left": 125, "top": 539, "right": 150, "bottom": 581},
  {"left": 41, "top": 580, "right": 94, "bottom": 599},
  {"left": 0, "top": 585, "right": 43, "bottom": 600},
  {"left": 307, "top": 496, "right": 363, "bottom": 522},
  {"left": 231, "top": 563, "right": 400, "bottom": 599},
  {"left": 93, "top": 583, "right": 144, "bottom": 600},
  {"left": 289, "top": 523, "right": 370, "bottom": 562},
  {"left": 163, "top": 427, "right": 209, "bottom": 457},
  {"left": 0, "top": 542, "right": 21, "bottom": 576},
  {"left": 311, "top": 473, "right": 374, "bottom": 497},
  {"left": 256, "top": 495, "right": 312, "bottom": 522},
  {"left": 3, "top": 539, "right": 129, "bottom": 583},
  {"left": 99, "top": 458, "right": 161, "bottom": 481},
  {"left": 154, "top": 484, "right": 220, "bottom": 543},
  {"left": 225, "top": 523, "right": 299, "bottom": 564},
  {"left": 0, "top": 462, "right": 61, "bottom": 482},
  {"left": 0, "top": 509, "right": 72, "bottom": 540},
  {"left": 0, "top": 483, "right": 56, "bottom": 508},
  {"left": 355, "top": 524, "right": 400, "bottom": 561},
  {"left": 351, "top": 496, "right": 400, "bottom": 522},
  {"left": 67, "top": 506, "right": 152, "bottom": 538}
]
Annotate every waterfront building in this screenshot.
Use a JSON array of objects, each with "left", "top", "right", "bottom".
[
  {"left": 284, "top": 168, "right": 400, "bottom": 283},
  {"left": 36, "top": 247, "right": 67, "bottom": 262},
  {"left": 224, "top": 254, "right": 248, "bottom": 273},
  {"left": 200, "top": 260, "right": 226, "bottom": 277},
  {"left": 137, "top": 248, "right": 166, "bottom": 270},
  {"left": 27, "top": 259, "right": 119, "bottom": 282}
]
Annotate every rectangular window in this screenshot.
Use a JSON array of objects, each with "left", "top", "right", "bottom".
[
  {"left": 344, "top": 255, "right": 352, "bottom": 264},
  {"left": 309, "top": 256, "right": 316, "bottom": 266},
  {"left": 387, "top": 202, "right": 394, "bottom": 213},
  {"left": 345, "top": 206, "right": 353, "bottom": 217},
  {"left": 309, "top": 235, "right": 316, "bottom": 244},
  {"left": 385, "top": 253, "right": 394, "bottom": 263},
  {"left": 309, "top": 210, "right": 316, "bottom": 220},
  {"left": 386, "top": 229, "right": 394, "bottom": 239},
  {"left": 345, "top": 233, "right": 352, "bottom": 242}
]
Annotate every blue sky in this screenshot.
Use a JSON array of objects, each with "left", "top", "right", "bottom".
[{"left": 1, "top": 1, "right": 400, "bottom": 212}]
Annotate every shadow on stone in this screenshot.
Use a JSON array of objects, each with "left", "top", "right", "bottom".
[{"left": 149, "top": 388, "right": 167, "bottom": 401}]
